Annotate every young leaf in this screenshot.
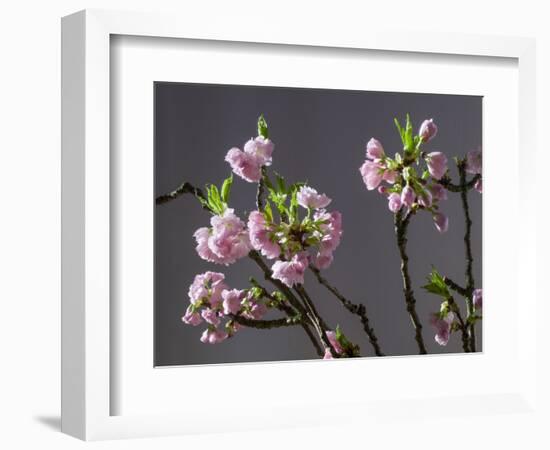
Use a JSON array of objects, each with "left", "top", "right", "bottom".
[
  {"left": 394, "top": 117, "right": 405, "bottom": 144},
  {"left": 275, "top": 172, "right": 286, "bottom": 194},
  {"left": 404, "top": 113, "right": 414, "bottom": 152},
  {"left": 421, "top": 268, "right": 450, "bottom": 298},
  {"left": 264, "top": 200, "right": 274, "bottom": 222},
  {"left": 220, "top": 174, "right": 233, "bottom": 203},
  {"left": 257, "top": 114, "right": 269, "bottom": 139}
]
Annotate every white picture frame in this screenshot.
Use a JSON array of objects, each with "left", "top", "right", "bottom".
[{"left": 61, "top": 9, "right": 538, "bottom": 441}]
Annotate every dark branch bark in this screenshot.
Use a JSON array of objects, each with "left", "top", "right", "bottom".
[
  {"left": 155, "top": 182, "right": 210, "bottom": 209},
  {"left": 310, "top": 267, "right": 384, "bottom": 356},
  {"left": 394, "top": 210, "right": 427, "bottom": 354},
  {"left": 447, "top": 296, "right": 470, "bottom": 352},
  {"left": 458, "top": 162, "right": 477, "bottom": 352},
  {"left": 444, "top": 277, "right": 468, "bottom": 297},
  {"left": 439, "top": 173, "right": 481, "bottom": 193},
  {"left": 256, "top": 167, "right": 267, "bottom": 211},
  {"left": 229, "top": 314, "right": 301, "bottom": 329}
]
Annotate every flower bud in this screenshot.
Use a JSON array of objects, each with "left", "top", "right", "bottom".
[{"left": 419, "top": 119, "right": 438, "bottom": 143}]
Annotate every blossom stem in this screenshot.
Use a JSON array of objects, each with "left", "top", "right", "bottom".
[
  {"left": 444, "top": 277, "right": 468, "bottom": 297},
  {"left": 439, "top": 173, "right": 481, "bottom": 193},
  {"left": 394, "top": 210, "right": 428, "bottom": 354},
  {"left": 458, "top": 161, "right": 477, "bottom": 352},
  {"left": 256, "top": 167, "right": 268, "bottom": 211},
  {"left": 155, "top": 181, "right": 211, "bottom": 210},
  {"left": 310, "top": 267, "right": 384, "bottom": 356}
]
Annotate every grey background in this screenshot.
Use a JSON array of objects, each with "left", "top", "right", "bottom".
[{"left": 154, "top": 82, "right": 482, "bottom": 366}]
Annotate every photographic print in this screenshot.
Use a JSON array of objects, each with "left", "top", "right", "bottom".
[{"left": 154, "top": 83, "right": 482, "bottom": 366}]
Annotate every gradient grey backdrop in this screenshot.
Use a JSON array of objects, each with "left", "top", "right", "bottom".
[{"left": 154, "top": 82, "right": 482, "bottom": 366}]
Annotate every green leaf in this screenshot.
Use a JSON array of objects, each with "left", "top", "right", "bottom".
[
  {"left": 394, "top": 117, "right": 405, "bottom": 144},
  {"left": 264, "top": 200, "right": 274, "bottom": 222},
  {"left": 220, "top": 174, "right": 233, "bottom": 203},
  {"left": 275, "top": 172, "right": 286, "bottom": 194},
  {"left": 257, "top": 114, "right": 269, "bottom": 139},
  {"left": 206, "top": 184, "right": 225, "bottom": 215},
  {"left": 404, "top": 113, "right": 414, "bottom": 152},
  {"left": 421, "top": 267, "right": 450, "bottom": 298}
]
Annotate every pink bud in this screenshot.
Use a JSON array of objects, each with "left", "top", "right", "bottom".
[
  {"left": 387, "top": 193, "right": 402, "bottom": 213},
  {"left": 426, "top": 152, "right": 448, "bottom": 180},
  {"left": 433, "top": 212, "right": 449, "bottom": 233},
  {"left": 401, "top": 185, "right": 415, "bottom": 207},
  {"left": 473, "top": 288, "right": 482, "bottom": 310},
  {"left": 378, "top": 186, "right": 388, "bottom": 195},
  {"left": 419, "top": 119, "right": 438, "bottom": 143}
]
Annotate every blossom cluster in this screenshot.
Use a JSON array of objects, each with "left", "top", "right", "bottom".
[
  {"left": 181, "top": 271, "right": 270, "bottom": 344},
  {"left": 359, "top": 117, "right": 453, "bottom": 232}
]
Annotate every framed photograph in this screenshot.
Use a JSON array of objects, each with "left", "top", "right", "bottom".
[{"left": 61, "top": 9, "right": 538, "bottom": 440}]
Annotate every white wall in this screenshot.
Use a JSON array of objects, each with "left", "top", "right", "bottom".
[{"left": 0, "top": 1, "right": 548, "bottom": 448}]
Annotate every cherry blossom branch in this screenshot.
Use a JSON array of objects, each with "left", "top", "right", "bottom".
[
  {"left": 444, "top": 277, "right": 468, "bottom": 297},
  {"left": 156, "top": 182, "right": 210, "bottom": 209},
  {"left": 458, "top": 161, "right": 477, "bottom": 352},
  {"left": 309, "top": 267, "right": 384, "bottom": 356},
  {"left": 229, "top": 314, "right": 302, "bottom": 329},
  {"left": 438, "top": 173, "right": 481, "bottom": 193},
  {"left": 394, "top": 209, "right": 428, "bottom": 354},
  {"left": 294, "top": 284, "right": 338, "bottom": 357},
  {"left": 256, "top": 167, "right": 268, "bottom": 211},
  {"left": 447, "top": 295, "right": 470, "bottom": 352}
]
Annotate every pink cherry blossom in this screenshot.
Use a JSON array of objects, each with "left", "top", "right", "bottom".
[
  {"left": 382, "top": 169, "right": 397, "bottom": 184},
  {"left": 222, "top": 289, "right": 244, "bottom": 315},
  {"left": 248, "top": 211, "right": 281, "bottom": 259},
  {"left": 387, "top": 193, "right": 402, "bottom": 213},
  {"left": 473, "top": 288, "right": 482, "bottom": 310},
  {"left": 271, "top": 252, "right": 309, "bottom": 287},
  {"left": 315, "top": 210, "right": 343, "bottom": 254},
  {"left": 418, "top": 189, "right": 433, "bottom": 208},
  {"left": 433, "top": 212, "right": 449, "bottom": 233},
  {"left": 426, "top": 152, "right": 448, "bottom": 180},
  {"left": 195, "top": 209, "right": 251, "bottom": 265},
  {"left": 181, "top": 306, "right": 202, "bottom": 326},
  {"left": 244, "top": 136, "right": 274, "bottom": 166},
  {"left": 323, "top": 348, "right": 334, "bottom": 359},
  {"left": 430, "top": 311, "right": 454, "bottom": 346},
  {"left": 201, "top": 308, "right": 221, "bottom": 326},
  {"left": 466, "top": 149, "right": 482, "bottom": 175},
  {"left": 401, "top": 185, "right": 415, "bottom": 207},
  {"left": 419, "top": 118, "right": 438, "bottom": 143},
  {"left": 200, "top": 328, "right": 228, "bottom": 344},
  {"left": 188, "top": 271, "right": 228, "bottom": 306},
  {"left": 359, "top": 160, "right": 385, "bottom": 190},
  {"left": 429, "top": 183, "right": 448, "bottom": 202},
  {"left": 312, "top": 250, "right": 334, "bottom": 270},
  {"left": 326, "top": 331, "right": 343, "bottom": 355},
  {"left": 297, "top": 186, "right": 332, "bottom": 209},
  {"left": 247, "top": 301, "right": 268, "bottom": 320},
  {"left": 474, "top": 178, "right": 482, "bottom": 193},
  {"left": 225, "top": 147, "right": 263, "bottom": 183},
  {"left": 365, "top": 138, "right": 385, "bottom": 160}
]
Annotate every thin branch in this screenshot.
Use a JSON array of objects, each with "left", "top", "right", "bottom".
[
  {"left": 439, "top": 173, "right": 481, "bottom": 193},
  {"left": 447, "top": 295, "right": 470, "bottom": 352},
  {"left": 458, "top": 162, "right": 477, "bottom": 352},
  {"left": 256, "top": 167, "right": 267, "bottom": 211},
  {"left": 394, "top": 210, "right": 427, "bottom": 354},
  {"left": 155, "top": 181, "right": 210, "bottom": 209},
  {"left": 229, "top": 314, "right": 302, "bottom": 329},
  {"left": 294, "top": 284, "right": 337, "bottom": 357},
  {"left": 444, "top": 277, "right": 468, "bottom": 297},
  {"left": 310, "top": 267, "right": 384, "bottom": 356}
]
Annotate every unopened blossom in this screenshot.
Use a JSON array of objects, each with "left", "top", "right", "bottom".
[
  {"left": 466, "top": 149, "right": 482, "bottom": 175},
  {"left": 426, "top": 152, "right": 448, "bottom": 180},
  {"left": 297, "top": 186, "right": 332, "bottom": 210},
  {"left": 430, "top": 311, "right": 455, "bottom": 346},
  {"left": 195, "top": 209, "right": 251, "bottom": 265},
  {"left": 248, "top": 211, "right": 280, "bottom": 259},
  {"left": 388, "top": 192, "right": 402, "bottom": 213},
  {"left": 474, "top": 178, "right": 482, "bottom": 193},
  {"left": 365, "top": 138, "right": 385, "bottom": 160},
  {"left": 201, "top": 308, "right": 221, "bottom": 326},
  {"left": 419, "top": 119, "right": 438, "bottom": 143},
  {"left": 222, "top": 289, "right": 244, "bottom": 315},
  {"left": 243, "top": 136, "right": 274, "bottom": 166},
  {"left": 271, "top": 252, "right": 309, "bottom": 287},
  {"left": 359, "top": 160, "right": 385, "bottom": 190},
  {"left": 378, "top": 186, "right": 388, "bottom": 195},
  {"left": 225, "top": 147, "right": 263, "bottom": 183},
  {"left": 429, "top": 183, "right": 448, "bottom": 202},
  {"left": 181, "top": 306, "right": 202, "bottom": 326},
  {"left": 473, "top": 288, "right": 483, "bottom": 310},
  {"left": 200, "top": 328, "right": 228, "bottom": 344},
  {"left": 433, "top": 212, "right": 449, "bottom": 233},
  {"left": 188, "top": 271, "right": 228, "bottom": 307},
  {"left": 418, "top": 189, "right": 433, "bottom": 208},
  {"left": 326, "top": 331, "right": 344, "bottom": 355},
  {"left": 401, "top": 185, "right": 415, "bottom": 207}
]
